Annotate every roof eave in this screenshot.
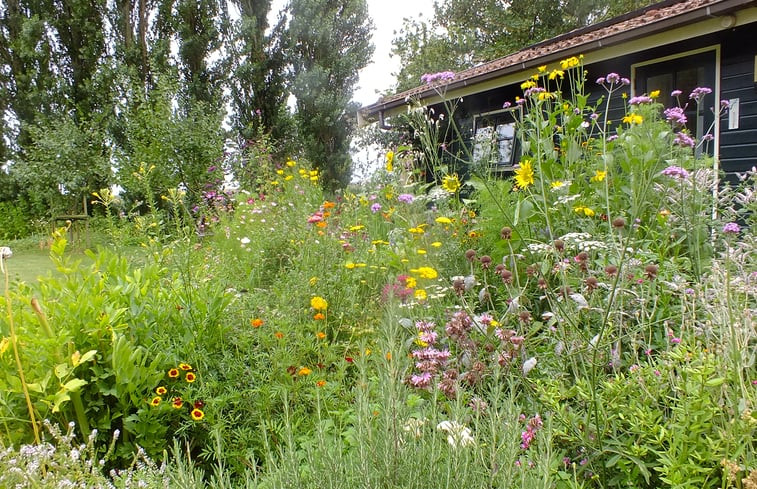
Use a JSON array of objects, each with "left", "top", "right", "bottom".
[{"left": 359, "top": 0, "right": 756, "bottom": 124}]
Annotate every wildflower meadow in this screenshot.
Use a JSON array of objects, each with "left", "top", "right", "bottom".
[{"left": 1, "top": 57, "right": 755, "bottom": 488}]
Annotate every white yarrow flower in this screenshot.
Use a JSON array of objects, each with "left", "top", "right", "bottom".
[{"left": 522, "top": 357, "right": 537, "bottom": 376}]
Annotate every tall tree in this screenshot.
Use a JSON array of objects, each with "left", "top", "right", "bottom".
[
  {"left": 288, "top": 0, "right": 374, "bottom": 189},
  {"left": 227, "top": 0, "right": 292, "bottom": 148}
]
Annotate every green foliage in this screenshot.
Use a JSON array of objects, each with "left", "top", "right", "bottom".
[
  {"left": 391, "top": 0, "right": 658, "bottom": 91},
  {"left": 288, "top": 0, "right": 374, "bottom": 189}
]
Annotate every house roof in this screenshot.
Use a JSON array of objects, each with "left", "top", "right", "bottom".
[{"left": 360, "top": 0, "right": 756, "bottom": 121}]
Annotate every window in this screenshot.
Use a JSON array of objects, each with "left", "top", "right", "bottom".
[
  {"left": 472, "top": 108, "right": 520, "bottom": 170},
  {"left": 633, "top": 48, "right": 718, "bottom": 156}
]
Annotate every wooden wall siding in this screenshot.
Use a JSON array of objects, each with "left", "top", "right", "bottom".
[{"left": 719, "top": 25, "right": 757, "bottom": 175}]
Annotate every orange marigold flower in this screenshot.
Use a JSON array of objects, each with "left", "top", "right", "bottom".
[
  {"left": 150, "top": 396, "right": 162, "bottom": 407},
  {"left": 185, "top": 372, "right": 197, "bottom": 383},
  {"left": 316, "top": 380, "right": 326, "bottom": 387},
  {"left": 323, "top": 201, "right": 335, "bottom": 209},
  {"left": 178, "top": 363, "right": 192, "bottom": 371},
  {"left": 316, "top": 331, "right": 326, "bottom": 340},
  {"left": 274, "top": 331, "right": 284, "bottom": 339},
  {"left": 191, "top": 408, "right": 205, "bottom": 421},
  {"left": 298, "top": 367, "right": 312, "bottom": 376},
  {"left": 155, "top": 386, "right": 167, "bottom": 395},
  {"left": 168, "top": 368, "right": 180, "bottom": 379},
  {"left": 172, "top": 397, "right": 184, "bottom": 409},
  {"left": 251, "top": 318, "right": 264, "bottom": 328},
  {"left": 313, "top": 313, "right": 325, "bottom": 320}
]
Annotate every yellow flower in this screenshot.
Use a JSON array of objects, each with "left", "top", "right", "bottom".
[
  {"left": 435, "top": 216, "right": 453, "bottom": 224},
  {"left": 514, "top": 160, "right": 535, "bottom": 189},
  {"left": 191, "top": 408, "right": 205, "bottom": 421},
  {"left": 404, "top": 276, "right": 417, "bottom": 288},
  {"left": 310, "top": 296, "right": 328, "bottom": 311},
  {"left": 345, "top": 262, "right": 356, "bottom": 269},
  {"left": 538, "top": 91, "right": 554, "bottom": 101},
  {"left": 590, "top": 170, "right": 607, "bottom": 182},
  {"left": 649, "top": 90, "right": 660, "bottom": 98},
  {"left": 574, "top": 205, "right": 596, "bottom": 217},
  {"left": 298, "top": 367, "right": 312, "bottom": 376},
  {"left": 549, "top": 69, "right": 564, "bottom": 80},
  {"left": 408, "top": 226, "right": 425, "bottom": 234},
  {"left": 309, "top": 276, "right": 318, "bottom": 286},
  {"left": 411, "top": 266, "right": 438, "bottom": 279},
  {"left": 286, "top": 160, "right": 296, "bottom": 167},
  {"left": 150, "top": 396, "right": 162, "bottom": 407},
  {"left": 431, "top": 241, "right": 442, "bottom": 248},
  {"left": 520, "top": 79, "right": 537, "bottom": 90},
  {"left": 385, "top": 151, "right": 394, "bottom": 172},
  {"left": 537, "top": 65, "right": 547, "bottom": 73},
  {"left": 560, "top": 56, "right": 580, "bottom": 69},
  {"left": 414, "top": 289, "right": 427, "bottom": 301},
  {"left": 349, "top": 225, "right": 364, "bottom": 231},
  {"left": 417, "top": 249, "right": 426, "bottom": 255},
  {"left": 441, "top": 174, "right": 461, "bottom": 193},
  {"left": 550, "top": 180, "right": 567, "bottom": 190},
  {"left": 622, "top": 113, "right": 643, "bottom": 125}
]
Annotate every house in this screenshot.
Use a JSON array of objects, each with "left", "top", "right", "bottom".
[{"left": 359, "top": 0, "right": 757, "bottom": 182}]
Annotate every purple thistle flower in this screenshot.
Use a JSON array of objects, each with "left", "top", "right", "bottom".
[
  {"left": 673, "top": 132, "right": 695, "bottom": 148},
  {"left": 664, "top": 106, "right": 688, "bottom": 126},
  {"left": 421, "top": 71, "right": 456, "bottom": 84},
  {"left": 370, "top": 203, "right": 382, "bottom": 213},
  {"left": 397, "top": 193, "right": 414, "bottom": 204},
  {"left": 689, "top": 86, "right": 712, "bottom": 102},
  {"left": 661, "top": 165, "right": 690, "bottom": 179},
  {"left": 628, "top": 95, "right": 653, "bottom": 105},
  {"left": 722, "top": 222, "right": 740, "bottom": 234}
]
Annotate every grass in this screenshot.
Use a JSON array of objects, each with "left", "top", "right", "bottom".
[{"left": 2, "top": 234, "right": 94, "bottom": 285}]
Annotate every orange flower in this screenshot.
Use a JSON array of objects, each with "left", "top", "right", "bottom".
[
  {"left": 298, "top": 367, "right": 312, "bottom": 376},
  {"left": 316, "top": 331, "right": 326, "bottom": 340},
  {"left": 323, "top": 201, "right": 335, "bottom": 209},
  {"left": 191, "top": 408, "right": 205, "bottom": 421},
  {"left": 251, "top": 318, "right": 264, "bottom": 328},
  {"left": 150, "top": 396, "right": 162, "bottom": 407},
  {"left": 172, "top": 397, "right": 184, "bottom": 409},
  {"left": 316, "top": 221, "right": 327, "bottom": 228},
  {"left": 274, "top": 331, "right": 284, "bottom": 339},
  {"left": 178, "top": 363, "right": 193, "bottom": 371},
  {"left": 155, "top": 386, "right": 167, "bottom": 395},
  {"left": 185, "top": 372, "right": 197, "bottom": 383},
  {"left": 316, "top": 380, "right": 326, "bottom": 387},
  {"left": 168, "top": 368, "right": 180, "bottom": 379},
  {"left": 313, "top": 313, "right": 325, "bottom": 320}
]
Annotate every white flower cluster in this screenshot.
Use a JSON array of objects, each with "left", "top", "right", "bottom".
[
  {"left": 436, "top": 420, "right": 475, "bottom": 448},
  {"left": 527, "top": 243, "right": 552, "bottom": 254}
]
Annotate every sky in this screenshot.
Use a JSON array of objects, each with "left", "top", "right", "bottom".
[{"left": 269, "top": 0, "right": 436, "bottom": 107}]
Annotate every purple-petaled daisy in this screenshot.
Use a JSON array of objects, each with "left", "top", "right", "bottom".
[{"left": 722, "top": 222, "right": 740, "bottom": 234}]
